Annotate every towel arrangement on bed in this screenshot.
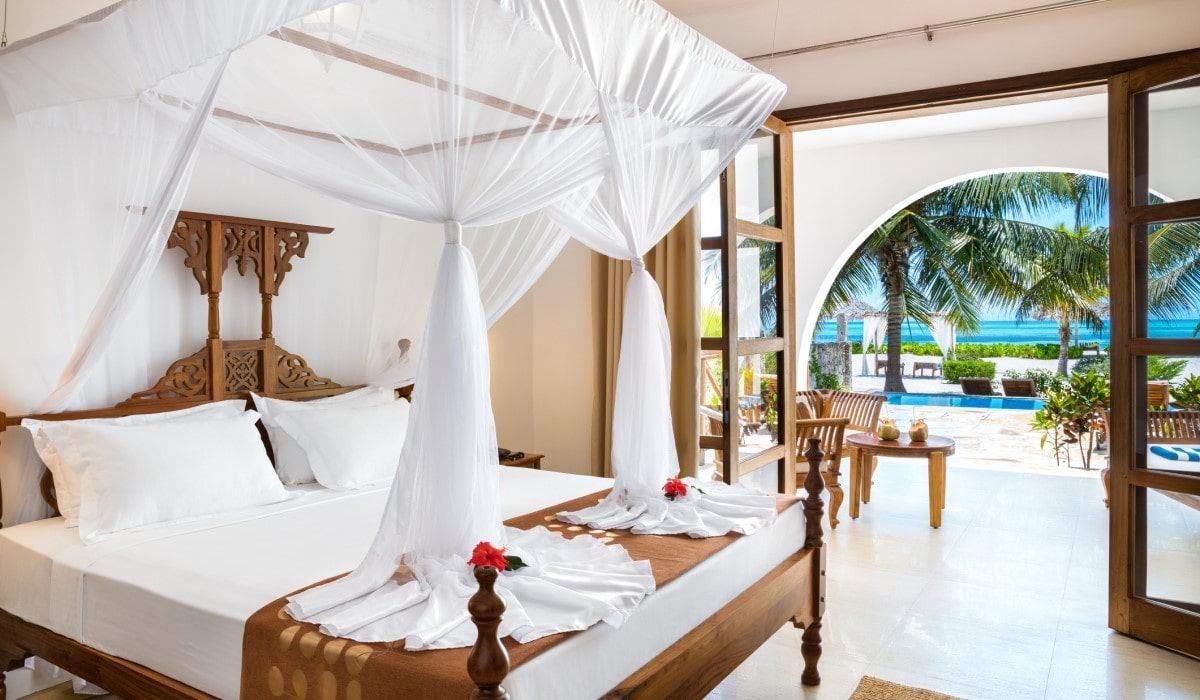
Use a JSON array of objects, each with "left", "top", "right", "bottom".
[
  {"left": 1149, "top": 445, "right": 1200, "bottom": 461},
  {"left": 241, "top": 489, "right": 800, "bottom": 699}
]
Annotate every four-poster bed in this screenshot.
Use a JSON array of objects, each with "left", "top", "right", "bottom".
[
  {"left": 0, "top": 209, "right": 827, "bottom": 698},
  {"left": 0, "top": 1, "right": 825, "bottom": 697}
]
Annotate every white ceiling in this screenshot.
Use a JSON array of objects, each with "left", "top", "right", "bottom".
[
  {"left": 659, "top": 0, "right": 1200, "bottom": 109},
  {"left": 8, "top": 0, "right": 1200, "bottom": 112}
]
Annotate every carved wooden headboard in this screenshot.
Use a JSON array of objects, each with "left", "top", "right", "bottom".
[{"left": 0, "top": 211, "right": 407, "bottom": 523}]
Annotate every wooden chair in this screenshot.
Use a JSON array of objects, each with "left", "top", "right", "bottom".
[
  {"left": 959, "top": 377, "right": 996, "bottom": 396},
  {"left": 796, "top": 389, "right": 826, "bottom": 421},
  {"left": 796, "top": 417, "right": 850, "bottom": 529},
  {"left": 1147, "top": 381, "right": 1171, "bottom": 409},
  {"left": 1000, "top": 377, "right": 1037, "bottom": 397},
  {"left": 1101, "top": 409, "right": 1200, "bottom": 508},
  {"left": 821, "top": 391, "right": 888, "bottom": 502}
]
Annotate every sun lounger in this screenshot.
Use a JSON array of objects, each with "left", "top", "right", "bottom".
[
  {"left": 874, "top": 356, "right": 904, "bottom": 376},
  {"left": 959, "top": 377, "right": 996, "bottom": 396},
  {"left": 1000, "top": 377, "right": 1037, "bottom": 397},
  {"left": 1080, "top": 342, "right": 1103, "bottom": 356},
  {"left": 913, "top": 360, "right": 941, "bottom": 377}
]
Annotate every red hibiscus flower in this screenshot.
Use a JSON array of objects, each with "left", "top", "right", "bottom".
[
  {"left": 663, "top": 477, "right": 688, "bottom": 501},
  {"left": 468, "top": 541, "right": 528, "bottom": 572},
  {"left": 469, "top": 541, "right": 509, "bottom": 571}
]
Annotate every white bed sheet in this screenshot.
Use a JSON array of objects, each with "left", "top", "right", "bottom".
[{"left": 0, "top": 467, "right": 805, "bottom": 699}]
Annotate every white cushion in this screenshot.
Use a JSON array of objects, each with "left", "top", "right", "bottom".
[
  {"left": 23, "top": 400, "right": 247, "bottom": 527},
  {"left": 275, "top": 400, "right": 411, "bottom": 490},
  {"left": 52, "top": 411, "right": 288, "bottom": 543},
  {"left": 252, "top": 387, "right": 396, "bottom": 485}
]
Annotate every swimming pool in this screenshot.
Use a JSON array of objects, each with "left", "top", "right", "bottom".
[{"left": 884, "top": 392, "right": 1045, "bottom": 411}]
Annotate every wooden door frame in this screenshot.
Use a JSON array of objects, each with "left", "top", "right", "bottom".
[
  {"left": 1107, "top": 48, "right": 1200, "bottom": 655},
  {"left": 701, "top": 116, "right": 797, "bottom": 492},
  {"left": 770, "top": 45, "right": 1200, "bottom": 655}
]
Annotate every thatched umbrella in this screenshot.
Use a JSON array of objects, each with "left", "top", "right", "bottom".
[{"left": 824, "top": 299, "right": 886, "bottom": 374}]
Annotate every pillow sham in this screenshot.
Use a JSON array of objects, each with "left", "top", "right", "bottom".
[
  {"left": 252, "top": 387, "right": 396, "bottom": 485},
  {"left": 275, "top": 399, "right": 411, "bottom": 490},
  {"left": 23, "top": 399, "right": 248, "bottom": 527},
  {"left": 54, "top": 411, "right": 288, "bottom": 543}
]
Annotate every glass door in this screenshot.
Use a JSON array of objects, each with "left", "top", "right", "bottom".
[
  {"left": 1108, "top": 49, "right": 1200, "bottom": 656},
  {"left": 699, "top": 116, "right": 797, "bottom": 492}
]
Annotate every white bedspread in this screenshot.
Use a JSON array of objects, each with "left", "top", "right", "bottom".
[{"left": 0, "top": 467, "right": 805, "bottom": 699}]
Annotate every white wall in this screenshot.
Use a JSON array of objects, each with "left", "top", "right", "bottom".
[{"left": 489, "top": 239, "right": 595, "bottom": 475}]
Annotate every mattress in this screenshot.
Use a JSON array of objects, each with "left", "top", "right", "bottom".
[{"left": 0, "top": 467, "right": 805, "bottom": 699}]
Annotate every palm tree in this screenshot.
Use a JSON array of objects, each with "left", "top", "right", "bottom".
[
  {"left": 1013, "top": 224, "right": 1109, "bottom": 375},
  {"left": 823, "top": 172, "right": 1081, "bottom": 392}
]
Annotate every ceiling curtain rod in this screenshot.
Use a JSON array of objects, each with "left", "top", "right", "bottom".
[{"left": 744, "top": 0, "right": 1111, "bottom": 62}]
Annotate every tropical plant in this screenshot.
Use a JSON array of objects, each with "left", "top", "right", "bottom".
[
  {"left": 1031, "top": 370, "right": 1110, "bottom": 470},
  {"left": 1171, "top": 374, "right": 1200, "bottom": 409},
  {"left": 822, "top": 172, "right": 1087, "bottom": 392},
  {"left": 1148, "top": 356, "right": 1189, "bottom": 382}
]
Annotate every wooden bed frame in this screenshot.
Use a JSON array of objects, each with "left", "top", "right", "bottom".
[{"left": 0, "top": 212, "right": 826, "bottom": 698}]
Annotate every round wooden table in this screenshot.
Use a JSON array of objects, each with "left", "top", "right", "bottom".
[{"left": 845, "top": 432, "right": 956, "bottom": 528}]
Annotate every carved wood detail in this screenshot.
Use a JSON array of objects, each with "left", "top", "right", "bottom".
[
  {"left": 168, "top": 218, "right": 214, "bottom": 294},
  {"left": 272, "top": 228, "right": 311, "bottom": 293},
  {"left": 277, "top": 350, "right": 335, "bottom": 391},
  {"left": 125, "top": 350, "right": 210, "bottom": 403},
  {"left": 224, "top": 350, "right": 261, "bottom": 394},
  {"left": 222, "top": 223, "right": 265, "bottom": 281}
]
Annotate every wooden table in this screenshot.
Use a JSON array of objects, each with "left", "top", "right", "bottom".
[
  {"left": 500, "top": 452, "right": 544, "bottom": 470},
  {"left": 846, "top": 433, "right": 955, "bottom": 528}
]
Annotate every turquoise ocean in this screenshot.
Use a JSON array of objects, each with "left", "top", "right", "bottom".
[{"left": 814, "top": 318, "right": 1200, "bottom": 346}]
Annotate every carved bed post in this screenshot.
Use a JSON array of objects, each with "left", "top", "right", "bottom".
[
  {"left": 468, "top": 566, "right": 510, "bottom": 699},
  {"left": 799, "top": 437, "right": 825, "bottom": 686}
]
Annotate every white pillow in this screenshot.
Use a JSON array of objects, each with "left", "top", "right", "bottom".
[
  {"left": 252, "top": 387, "right": 396, "bottom": 485},
  {"left": 23, "top": 400, "right": 248, "bottom": 527},
  {"left": 275, "top": 400, "right": 411, "bottom": 490},
  {"left": 52, "top": 411, "right": 288, "bottom": 543}
]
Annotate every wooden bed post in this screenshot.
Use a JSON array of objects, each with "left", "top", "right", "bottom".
[
  {"left": 468, "top": 566, "right": 510, "bottom": 699},
  {"left": 798, "top": 437, "right": 826, "bottom": 686}
]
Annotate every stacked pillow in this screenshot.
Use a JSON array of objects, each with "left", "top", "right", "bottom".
[
  {"left": 251, "top": 386, "right": 408, "bottom": 488},
  {"left": 23, "top": 403, "right": 288, "bottom": 543},
  {"left": 23, "top": 388, "right": 414, "bottom": 543}
]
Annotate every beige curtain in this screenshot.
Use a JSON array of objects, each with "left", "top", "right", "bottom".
[{"left": 591, "top": 212, "right": 699, "bottom": 478}]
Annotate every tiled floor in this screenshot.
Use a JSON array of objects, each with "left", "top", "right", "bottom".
[{"left": 709, "top": 462, "right": 1200, "bottom": 699}]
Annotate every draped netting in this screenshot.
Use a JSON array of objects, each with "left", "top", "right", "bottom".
[
  {"left": 0, "top": 0, "right": 783, "bottom": 646},
  {"left": 539, "top": 2, "right": 784, "bottom": 535}
]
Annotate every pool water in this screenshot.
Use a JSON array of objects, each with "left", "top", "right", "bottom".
[{"left": 884, "top": 392, "right": 1045, "bottom": 411}]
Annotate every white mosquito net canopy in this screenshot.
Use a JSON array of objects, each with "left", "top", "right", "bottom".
[{"left": 0, "top": 0, "right": 785, "bottom": 647}]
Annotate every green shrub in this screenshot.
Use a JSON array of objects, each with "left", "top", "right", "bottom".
[
  {"left": 807, "top": 354, "right": 842, "bottom": 391},
  {"left": 1072, "top": 355, "right": 1110, "bottom": 377},
  {"left": 1171, "top": 374, "right": 1200, "bottom": 408},
  {"left": 943, "top": 359, "right": 996, "bottom": 382},
  {"left": 1004, "top": 368, "right": 1068, "bottom": 396}
]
